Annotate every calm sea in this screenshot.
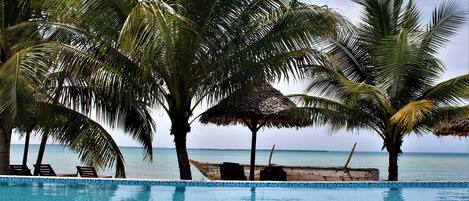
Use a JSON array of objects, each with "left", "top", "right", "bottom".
[{"left": 9, "top": 144, "right": 469, "bottom": 181}]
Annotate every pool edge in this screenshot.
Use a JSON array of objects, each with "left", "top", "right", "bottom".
[{"left": 1, "top": 176, "right": 469, "bottom": 188}]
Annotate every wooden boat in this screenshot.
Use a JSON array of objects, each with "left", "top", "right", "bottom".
[{"left": 190, "top": 159, "right": 379, "bottom": 181}]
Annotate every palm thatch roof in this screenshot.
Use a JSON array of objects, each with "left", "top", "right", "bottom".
[
  {"left": 434, "top": 117, "right": 469, "bottom": 137},
  {"left": 200, "top": 83, "right": 310, "bottom": 128}
]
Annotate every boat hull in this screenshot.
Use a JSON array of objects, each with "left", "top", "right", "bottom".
[{"left": 190, "top": 160, "right": 379, "bottom": 181}]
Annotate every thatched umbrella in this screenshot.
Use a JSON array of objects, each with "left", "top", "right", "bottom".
[
  {"left": 200, "top": 84, "right": 309, "bottom": 180},
  {"left": 434, "top": 117, "right": 469, "bottom": 137}
]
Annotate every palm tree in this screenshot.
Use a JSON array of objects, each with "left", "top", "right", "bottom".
[
  {"left": 0, "top": 0, "right": 44, "bottom": 175},
  {"left": 291, "top": 0, "right": 468, "bottom": 181},
  {"left": 0, "top": 1, "right": 155, "bottom": 177},
  {"left": 31, "top": 0, "right": 344, "bottom": 179}
]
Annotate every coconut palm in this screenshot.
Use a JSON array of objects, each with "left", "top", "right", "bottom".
[
  {"left": 0, "top": 0, "right": 45, "bottom": 175},
  {"left": 291, "top": 0, "right": 468, "bottom": 181},
  {"left": 0, "top": 1, "right": 155, "bottom": 177},
  {"left": 30, "top": 0, "right": 344, "bottom": 179}
]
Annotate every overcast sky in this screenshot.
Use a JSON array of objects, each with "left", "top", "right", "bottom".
[{"left": 12, "top": 0, "right": 469, "bottom": 153}]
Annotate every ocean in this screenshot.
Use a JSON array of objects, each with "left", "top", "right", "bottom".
[{"left": 9, "top": 144, "right": 469, "bottom": 181}]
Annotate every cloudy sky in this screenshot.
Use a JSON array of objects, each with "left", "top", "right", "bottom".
[{"left": 12, "top": 0, "right": 469, "bottom": 153}]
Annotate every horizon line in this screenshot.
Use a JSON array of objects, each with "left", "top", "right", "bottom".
[{"left": 10, "top": 144, "right": 469, "bottom": 154}]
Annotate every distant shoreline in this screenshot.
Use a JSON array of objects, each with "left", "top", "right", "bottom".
[
  {"left": 10, "top": 144, "right": 328, "bottom": 152},
  {"left": 10, "top": 144, "right": 469, "bottom": 154}
]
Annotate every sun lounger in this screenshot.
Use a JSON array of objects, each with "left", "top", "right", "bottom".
[
  {"left": 220, "top": 162, "right": 247, "bottom": 180},
  {"left": 76, "top": 166, "right": 111, "bottom": 178},
  {"left": 33, "top": 164, "right": 77, "bottom": 177},
  {"left": 9, "top": 165, "right": 32, "bottom": 176}
]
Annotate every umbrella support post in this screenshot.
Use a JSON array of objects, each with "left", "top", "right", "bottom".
[{"left": 249, "top": 130, "right": 257, "bottom": 181}]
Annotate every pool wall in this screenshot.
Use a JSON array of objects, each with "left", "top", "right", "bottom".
[{"left": 1, "top": 176, "right": 468, "bottom": 188}]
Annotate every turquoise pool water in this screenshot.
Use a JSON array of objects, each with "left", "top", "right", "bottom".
[
  {"left": 0, "top": 177, "right": 468, "bottom": 201},
  {"left": 2, "top": 184, "right": 469, "bottom": 201}
]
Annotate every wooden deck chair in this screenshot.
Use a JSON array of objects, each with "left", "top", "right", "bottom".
[
  {"left": 33, "top": 164, "right": 77, "bottom": 177},
  {"left": 9, "top": 165, "right": 32, "bottom": 176},
  {"left": 76, "top": 166, "right": 111, "bottom": 178},
  {"left": 33, "top": 164, "right": 57, "bottom": 176}
]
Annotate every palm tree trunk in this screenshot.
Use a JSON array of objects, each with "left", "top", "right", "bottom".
[
  {"left": 385, "top": 130, "right": 403, "bottom": 181},
  {"left": 249, "top": 129, "right": 257, "bottom": 181},
  {"left": 174, "top": 131, "right": 192, "bottom": 180},
  {"left": 33, "top": 77, "right": 64, "bottom": 175},
  {"left": 0, "top": 126, "right": 12, "bottom": 175},
  {"left": 22, "top": 130, "right": 31, "bottom": 166},
  {"left": 387, "top": 151, "right": 399, "bottom": 181},
  {"left": 33, "top": 132, "right": 49, "bottom": 175},
  {"left": 171, "top": 113, "right": 192, "bottom": 180}
]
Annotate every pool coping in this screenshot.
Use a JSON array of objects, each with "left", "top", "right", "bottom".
[{"left": 1, "top": 176, "right": 468, "bottom": 188}]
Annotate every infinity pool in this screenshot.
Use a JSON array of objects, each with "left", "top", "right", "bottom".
[{"left": 0, "top": 177, "right": 468, "bottom": 201}]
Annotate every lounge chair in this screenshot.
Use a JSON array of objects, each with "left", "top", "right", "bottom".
[
  {"left": 220, "top": 162, "right": 247, "bottom": 180},
  {"left": 260, "top": 166, "right": 287, "bottom": 181},
  {"left": 76, "top": 166, "right": 111, "bottom": 178},
  {"left": 9, "top": 165, "right": 32, "bottom": 176},
  {"left": 33, "top": 164, "right": 77, "bottom": 177}
]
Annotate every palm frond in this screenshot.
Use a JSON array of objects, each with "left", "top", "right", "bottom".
[
  {"left": 189, "top": 0, "right": 345, "bottom": 109},
  {"left": 289, "top": 94, "right": 380, "bottom": 131},
  {"left": 419, "top": 74, "right": 469, "bottom": 106},
  {"left": 398, "top": 0, "right": 421, "bottom": 33},
  {"left": 356, "top": 0, "right": 400, "bottom": 45},
  {"left": 390, "top": 99, "right": 434, "bottom": 132},
  {"left": 39, "top": 43, "right": 157, "bottom": 160},
  {"left": 36, "top": 103, "right": 126, "bottom": 178},
  {"left": 339, "top": 80, "right": 393, "bottom": 113},
  {"left": 0, "top": 43, "right": 55, "bottom": 127},
  {"left": 420, "top": 0, "right": 467, "bottom": 54},
  {"left": 324, "top": 30, "right": 375, "bottom": 84}
]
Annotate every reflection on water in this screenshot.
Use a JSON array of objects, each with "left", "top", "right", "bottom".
[
  {"left": 172, "top": 186, "right": 186, "bottom": 201},
  {"left": 382, "top": 187, "right": 469, "bottom": 201},
  {"left": 88, "top": 185, "right": 187, "bottom": 201},
  {"left": 111, "top": 186, "right": 145, "bottom": 200},
  {"left": 250, "top": 187, "right": 256, "bottom": 201},
  {"left": 105, "top": 186, "right": 469, "bottom": 201},
  {"left": 437, "top": 189, "right": 469, "bottom": 201},
  {"left": 3, "top": 182, "right": 469, "bottom": 201},
  {"left": 383, "top": 188, "right": 404, "bottom": 201}
]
